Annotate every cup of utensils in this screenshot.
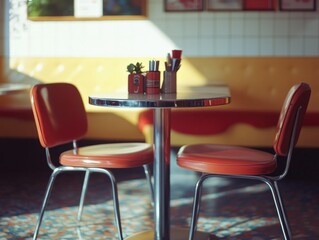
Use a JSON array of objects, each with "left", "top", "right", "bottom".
[
  {"left": 145, "top": 49, "right": 182, "bottom": 94},
  {"left": 129, "top": 49, "right": 182, "bottom": 94}
]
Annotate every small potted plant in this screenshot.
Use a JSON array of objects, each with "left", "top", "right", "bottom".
[{"left": 127, "top": 62, "right": 145, "bottom": 94}]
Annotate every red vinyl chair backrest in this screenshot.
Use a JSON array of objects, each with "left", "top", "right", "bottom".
[
  {"left": 30, "top": 83, "right": 88, "bottom": 148},
  {"left": 273, "top": 82, "right": 311, "bottom": 156}
]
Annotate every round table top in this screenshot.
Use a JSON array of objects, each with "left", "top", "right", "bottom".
[{"left": 89, "top": 85, "right": 231, "bottom": 108}]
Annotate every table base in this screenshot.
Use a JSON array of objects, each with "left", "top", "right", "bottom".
[{"left": 125, "top": 227, "right": 214, "bottom": 240}]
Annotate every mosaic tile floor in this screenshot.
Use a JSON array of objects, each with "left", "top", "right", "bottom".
[{"left": 1, "top": 158, "right": 319, "bottom": 240}]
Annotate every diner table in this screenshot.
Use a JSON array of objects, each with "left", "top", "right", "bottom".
[
  {"left": 89, "top": 85, "right": 231, "bottom": 240},
  {"left": 0, "top": 83, "right": 30, "bottom": 95}
]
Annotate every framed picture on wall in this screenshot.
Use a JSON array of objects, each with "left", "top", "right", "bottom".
[
  {"left": 165, "top": 0, "right": 204, "bottom": 12},
  {"left": 206, "top": 0, "right": 243, "bottom": 11},
  {"left": 243, "top": 0, "right": 276, "bottom": 11},
  {"left": 27, "top": 0, "right": 147, "bottom": 20},
  {"left": 280, "top": 0, "right": 316, "bottom": 11}
]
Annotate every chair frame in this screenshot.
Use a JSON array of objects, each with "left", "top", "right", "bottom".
[
  {"left": 33, "top": 139, "right": 154, "bottom": 240},
  {"left": 31, "top": 84, "right": 154, "bottom": 240},
  {"left": 188, "top": 106, "right": 303, "bottom": 240},
  {"left": 33, "top": 140, "right": 153, "bottom": 240}
]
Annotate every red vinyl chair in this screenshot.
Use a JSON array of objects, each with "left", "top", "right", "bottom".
[
  {"left": 177, "top": 82, "right": 311, "bottom": 240},
  {"left": 30, "top": 83, "right": 154, "bottom": 240}
]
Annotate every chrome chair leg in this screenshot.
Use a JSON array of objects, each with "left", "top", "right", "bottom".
[
  {"left": 189, "top": 174, "right": 206, "bottom": 240},
  {"left": 265, "top": 179, "right": 291, "bottom": 240},
  {"left": 77, "top": 170, "right": 90, "bottom": 221},
  {"left": 34, "top": 167, "right": 124, "bottom": 240},
  {"left": 99, "top": 168, "right": 123, "bottom": 240},
  {"left": 274, "top": 181, "right": 291, "bottom": 238},
  {"left": 33, "top": 168, "right": 62, "bottom": 240},
  {"left": 80, "top": 168, "right": 123, "bottom": 240},
  {"left": 76, "top": 227, "right": 84, "bottom": 240},
  {"left": 188, "top": 174, "right": 292, "bottom": 240},
  {"left": 143, "top": 164, "right": 154, "bottom": 205}
]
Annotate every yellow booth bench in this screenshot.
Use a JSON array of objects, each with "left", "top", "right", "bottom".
[{"left": 1, "top": 57, "right": 319, "bottom": 148}]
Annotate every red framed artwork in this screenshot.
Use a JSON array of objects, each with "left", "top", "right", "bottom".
[
  {"left": 280, "top": 0, "right": 316, "bottom": 11},
  {"left": 206, "top": 0, "right": 243, "bottom": 11},
  {"left": 165, "top": 0, "right": 204, "bottom": 11},
  {"left": 243, "top": 0, "right": 276, "bottom": 10}
]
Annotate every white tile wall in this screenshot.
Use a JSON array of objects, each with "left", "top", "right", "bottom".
[
  {"left": 6, "top": 0, "right": 319, "bottom": 57},
  {"left": 0, "top": 1, "right": 5, "bottom": 56},
  {"left": 259, "top": 37, "right": 274, "bottom": 55},
  {"left": 289, "top": 37, "right": 304, "bottom": 55}
]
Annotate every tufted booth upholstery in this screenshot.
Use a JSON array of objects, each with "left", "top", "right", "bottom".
[
  {"left": 138, "top": 57, "right": 319, "bottom": 147},
  {"left": 1, "top": 57, "right": 319, "bottom": 147}
]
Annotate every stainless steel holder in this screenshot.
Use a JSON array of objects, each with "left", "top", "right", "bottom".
[{"left": 161, "top": 71, "right": 176, "bottom": 94}]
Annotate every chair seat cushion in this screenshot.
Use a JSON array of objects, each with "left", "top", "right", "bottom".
[
  {"left": 177, "top": 144, "right": 276, "bottom": 175},
  {"left": 60, "top": 143, "right": 153, "bottom": 168}
]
